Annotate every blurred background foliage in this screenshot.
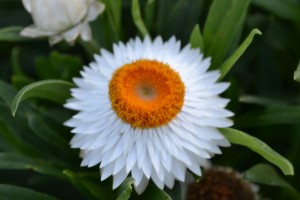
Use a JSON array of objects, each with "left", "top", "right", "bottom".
[{"left": 0, "top": 0, "right": 300, "bottom": 199}]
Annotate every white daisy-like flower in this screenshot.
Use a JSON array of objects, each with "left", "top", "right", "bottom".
[
  {"left": 64, "top": 36, "right": 233, "bottom": 194},
  {"left": 21, "top": 0, "right": 105, "bottom": 45}
]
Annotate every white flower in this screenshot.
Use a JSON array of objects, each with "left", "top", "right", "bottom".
[
  {"left": 21, "top": 0, "right": 105, "bottom": 45},
  {"left": 64, "top": 36, "right": 234, "bottom": 194}
]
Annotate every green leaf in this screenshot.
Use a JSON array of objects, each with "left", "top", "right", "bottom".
[
  {"left": 220, "top": 128, "right": 294, "bottom": 175},
  {"left": 0, "top": 80, "right": 17, "bottom": 106},
  {"left": 203, "top": 0, "right": 251, "bottom": 68},
  {"left": 0, "top": 26, "right": 27, "bottom": 42},
  {"left": 117, "top": 178, "right": 135, "bottom": 200},
  {"left": 0, "top": 116, "right": 40, "bottom": 156},
  {"left": 35, "top": 51, "right": 82, "bottom": 81},
  {"left": 189, "top": 24, "right": 204, "bottom": 51},
  {"left": 27, "top": 114, "right": 69, "bottom": 150},
  {"left": 0, "top": 153, "right": 65, "bottom": 179},
  {"left": 236, "top": 105, "right": 300, "bottom": 128},
  {"left": 0, "top": 152, "right": 38, "bottom": 170},
  {"left": 239, "top": 95, "right": 284, "bottom": 106},
  {"left": 0, "top": 184, "right": 58, "bottom": 200},
  {"left": 144, "top": 0, "right": 156, "bottom": 32},
  {"left": 293, "top": 61, "right": 300, "bottom": 82},
  {"left": 244, "top": 163, "right": 292, "bottom": 187},
  {"left": 100, "top": 0, "right": 122, "bottom": 41},
  {"left": 11, "top": 47, "right": 24, "bottom": 76},
  {"left": 63, "top": 170, "right": 115, "bottom": 200},
  {"left": 218, "top": 28, "right": 262, "bottom": 80},
  {"left": 139, "top": 183, "right": 172, "bottom": 200},
  {"left": 132, "top": 0, "right": 150, "bottom": 37},
  {"left": 11, "top": 75, "right": 34, "bottom": 90},
  {"left": 243, "top": 164, "right": 300, "bottom": 198},
  {"left": 11, "top": 80, "right": 74, "bottom": 116},
  {"left": 252, "top": 0, "right": 300, "bottom": 23}
]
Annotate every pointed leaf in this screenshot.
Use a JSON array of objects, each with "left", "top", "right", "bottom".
[
  {"left": 139, "top": 183, "right": 172, "bottom": 200},
  {"left": 252, "top": 0, "right": 300, "bottom": 22},
  {"left": 0, "top": 184, "right": 58, "bottom": 200},
  {"left": 189, "top": 24, "right": 204, "bottom": 51},
  {"left": 27, "top": 114, "right": 69, "bottom": 150},
  {"left": 219, "top": 29, "right": 262, "bottom": 80},
  {"left": 100, "top": 0, "right": 122, "bottom": 40},
  {"left": 144, "top": 0, "right": 156, "bottom": 32},
  {"left": 244, "top": 164, "right": 300, "bottom": 198},
  {"left": 117, "top": 178, "right": 135, "bottom": 200},
  {"left": 220, "top": 128, "right": 294, "bottom": 175},
  {"left": 236, "top": 105, "right": 300, "bottom": 128},
  {"left": 244, "top": 163, "right": 293, "bottom": 188},
  {"left": 11, "top": 80, "right": 74, "bottom": 116},
  {"left": 132, "top": 0, "right": 150, "bottom": 37},
  {"left": 0, "top": 80, "right": 17, "bottom": 106},
  {"left": 0, "top": 27, "right": 27, "bottom": 42},
  {"left": 0, "top": 153, "right": 65, "bottom": 179},
  {"left": 63, "top": 170, "right": 115, "bottom": 200},
  {"left": 203, "top": 0, "right": 251, "bottom": 68}
]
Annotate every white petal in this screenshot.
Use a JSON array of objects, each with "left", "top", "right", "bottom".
[
  {"left": 80, "top": 23, "right": 92, "bottom": 41},
  {"left": 151, "top": 170, "right": 164, "bottom": 190},
  {"left": 134, "top": 176, "right": 149, "bottom": 195},
  {"left": 126, "top": 146, "right": 137, "bottom": 173},
  {"left": 20, "top": 26, "right": 54, "bottom": 38},
  {"left": 101, "top": 162, "right": 114, "bottom": 181},
  {"left": 62, "top": 24, "right": 81, "bottom": 44},
  {"left": 171, "top": 158, "right": 186, "bottom": 181},
  {"left": 86, "top": 0, "right": 105, "bottom": 21},
  {"left": 113, "top": 168, "right": 129, "bottom": 189},
  {"left": 131, "top": 164, "right": 143, "bottom": 185},
  {"left": 22, "top": 0, "right": 32, "bottom": 12}
]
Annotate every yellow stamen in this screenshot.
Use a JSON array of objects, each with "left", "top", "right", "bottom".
[{"left": 109, "top": 59, "right": 185, "bottom": 128}]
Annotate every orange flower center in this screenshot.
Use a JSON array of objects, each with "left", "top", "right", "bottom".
[{"left": 109, "top": 59, "right": 185, "bottom": 128}]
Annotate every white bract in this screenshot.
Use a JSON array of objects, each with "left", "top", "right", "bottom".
[
  {"left": 64, "top": 36, "right": 234, "bottom": 194},
  {"left": 21, "top": 0, "right": 105, "bottom": 45}
]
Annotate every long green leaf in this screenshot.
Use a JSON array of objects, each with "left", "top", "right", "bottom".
[
  {"left": 236, "top": 105, "right": 300, "bottom": 128},
  {"left": 139, "top": 183, "right": 172, "bottom": 200},
  {"left": 243, "top": 164, "right": 300, "bottom": 198},
  {"left": 63, "top": 170, "right": 115, "bottom": 200},
  {"left": 203, "top": 0, "right": 251, "bottom": 68},
  {"left": 0, "top": 80, "right": 17, "bottom": 106},
  {"left": 0, "top": 26, "right": 27, "bottom": 42},
  {"left": 11, "top": 80, "right": 74, "bottom": 116},
  {"left": 252, "top": 0, "right": 300, "bottom": 22},
  {"left": 0, "top": 184, "right": 58, "bottom": 200},
  {"left": 117, "top": 178, "right": 135, "bottom": 200},
  {"left": 0, "top": 153, "right": 65, "bottom": 179},
  {"left": 189, "top": 24, "right": 204, "bottom": 52},
  {"left": 27, "top": 114, "right": 69, "bottom": 150},
  {"left": 100, "top": 0, "right": 122, "bottom": 40},
  {"left": 144, "top": 0, "right": 156, "bottom": 32},
  {"left": 219, "top": 29, "right": 262, "bottom": 80},
  {"left": 132, "top": 0, "right": 150, "bottom": 37},
  {"left": 244, "top": 163, "right": 293, "bottom": 188},
  {"left": 220, "top": 128, "right": 294, "bottom": 175}
]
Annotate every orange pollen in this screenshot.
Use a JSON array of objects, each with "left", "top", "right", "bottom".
[{"left": 109, "top": 59, "right": 185, "bottom": 128}]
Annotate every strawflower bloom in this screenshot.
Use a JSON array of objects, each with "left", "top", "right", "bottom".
[
  {"left": 21, "top": 0, "right": 105, "bottom": 45},
  {"left": 64, "top": 36, "right": 234, "bottom": 194}
]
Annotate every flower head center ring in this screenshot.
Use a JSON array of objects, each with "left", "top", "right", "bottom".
[{"left": 109, "top": 59, "right": 185, "bottom": 128}]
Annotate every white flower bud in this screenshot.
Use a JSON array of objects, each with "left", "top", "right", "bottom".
[{"left": 21, "top": 0, "right": 105, "bottom": 45}]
